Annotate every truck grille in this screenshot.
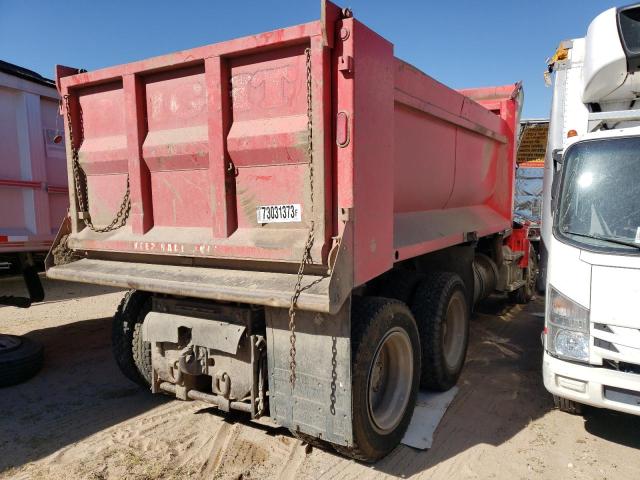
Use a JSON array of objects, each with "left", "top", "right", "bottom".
[
  {"left": 603, "top": 359, "right": 640, "bottom": 375},
  {"left": 593, "top": 323, "right": 640, "bottom": 367}
]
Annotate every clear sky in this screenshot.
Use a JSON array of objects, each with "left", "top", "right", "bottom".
[{"left": 0, "top": 0, "right": 623, "bottom": 119}]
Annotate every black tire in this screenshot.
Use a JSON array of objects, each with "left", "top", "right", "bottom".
[
  {"left": 0, "top": 335, "right": 43, "bottom": 387},
  {"left": 553, "top": 395, "right": 583, "bottom": 415},
  {"left": 112, "top": 290, "right": 152, "bottom": 387},
  {"left": 411, "top": 272, "right": 470, "bottom": 391},
  {"left": 376, "top": 269, "right": 423, "bottom": 305},
  {"left": 536, "top": 265, "right": 546, "bottom": 294},
  {"left": 510, "top": 248, "right": 537, "bottom": 304},
  {"left": 338, "top": 297, "right": 420, "bottom": 462}
]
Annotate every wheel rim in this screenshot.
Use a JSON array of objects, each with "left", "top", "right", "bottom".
[
  {"left": 442, "top": 291, "right": 467, "bottom": 371},
  {"left": 0, "top": 334, "right": 21, "bottom": 353},
  {"left": 367, "top": 327, "right": 414, "bottom": 434}
]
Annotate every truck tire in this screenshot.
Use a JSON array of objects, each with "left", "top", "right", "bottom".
[
  {"left": 0, "top": 334, "right": 43, "bottom": 387},
  {"left": 553, "top": 395, "right": 583, "bottom": 415},
  {"left": 411, "top": 273, "right": 469, "bottom": 391},
  {"left": 510, "top": 249, "right": 537, "bottom": 304},
  {"left": 337, "top": 297, "right": 420, "bottom": 462},
  {"left": 536, "top": 264, "right": 546, "bottom": 294},
  {"left": 377, "top": 269, "right": 423, "bottom": 305},
  {"left": 112, "top": 290, "right": 152, "bottom": 387}
]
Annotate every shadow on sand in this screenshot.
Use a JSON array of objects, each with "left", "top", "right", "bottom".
[
  {"left": 0, "top": 315, "right": 167, "bottom": 473},
  {"left": 0, "top": 274, "right": 123, "bottom": 306},
  {"left": 3, "top": 291, "right": 639, "bottom": 477}
]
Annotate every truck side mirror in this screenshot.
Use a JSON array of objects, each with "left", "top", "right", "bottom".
[{"left": 551, "top": 149, "right": 563, "bottom": 213}]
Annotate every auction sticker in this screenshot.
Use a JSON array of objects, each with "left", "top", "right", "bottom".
[{"left": 257, "top": 204, "right": 302, "bottom": 223}]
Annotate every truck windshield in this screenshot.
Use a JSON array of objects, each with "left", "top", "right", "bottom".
[{"left": 556, "top": 137, "right": 640, "bottom": 254}]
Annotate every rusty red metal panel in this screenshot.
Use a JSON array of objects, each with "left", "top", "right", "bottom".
[
  {"left": 347, "top": 19, "right": 395, "bottom": 286},
  {"left": 461, "top": 85, "right": 521, "bottom": 224},
  {"left": 123, "top": 74, "right": 153, "bottom": 234},
  {"left": 58, "top": 12, "right": 333, "bottom": 266},
  {"left": 205, "top": 56, "right": 236, "bottom": 238},
  {"left": 51, "top": 1, "right": 522, "bottom": 293},
  {"left": 392, "top": 69, "right": 522, "bottom": 266}
]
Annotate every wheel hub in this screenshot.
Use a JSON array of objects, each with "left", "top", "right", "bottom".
[
  {"left": 442, "top": 291, "right": 466, "bottom": 371},
  {"left": 367, "top": 328, "right": 414, "bottom": 434}
]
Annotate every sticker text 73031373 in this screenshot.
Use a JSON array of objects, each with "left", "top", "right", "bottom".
[{"left": 256, "top": 204, "right": 302, "bottom": 224}]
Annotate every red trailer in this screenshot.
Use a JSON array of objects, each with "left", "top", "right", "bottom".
[
  {"left": 47, "top": 1, "right": 533, "bottom": 460},
  {"left": 0, "top": 61, "right": 67, "bottom": 269}
]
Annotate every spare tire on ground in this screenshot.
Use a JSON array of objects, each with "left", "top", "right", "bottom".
[{"left": 0, "top": 334, "right": 44, "bottom": 387}]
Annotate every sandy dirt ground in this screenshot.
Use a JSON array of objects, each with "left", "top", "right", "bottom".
[{"left": 1, "top": 275, "right": 640, "bottom": 480}]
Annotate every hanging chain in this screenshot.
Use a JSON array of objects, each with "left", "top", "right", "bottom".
[
  {"left": 51, "top": 234, "right": 74, "bottom": 265},
  {"left": 63, "top": 94, "right": 131, "bottom": 233},
  {"left": 288, "top": 48, "right": 316, "bottom": 389}
]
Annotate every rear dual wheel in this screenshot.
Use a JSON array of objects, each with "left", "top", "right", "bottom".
[
  {"left": 340, "top": 297, "right": 420, "bottom": 462},
  {"left": 412, "top": 273, "right": 470, "bottom": 391},
  {"left": 112, "top": 290, "right": 152, "bottom": 387},
  {"left": 342, "top": 278, "right": 470, "bottom": 461},
  {"left": 372, "top": 268, "right": 470, "bottom": 392}
]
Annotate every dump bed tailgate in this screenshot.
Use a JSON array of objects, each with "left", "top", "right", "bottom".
[{"left": 57, "top": 17, "right": 335, "bottom": 266}]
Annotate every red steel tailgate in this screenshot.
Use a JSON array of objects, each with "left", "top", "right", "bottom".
[{"left": 57, "top": 8, "right": 338, "bottom": 267}]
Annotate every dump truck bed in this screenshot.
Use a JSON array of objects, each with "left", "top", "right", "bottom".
[{"left": 48, "top": 1, "right": 520, "bottom": 313}]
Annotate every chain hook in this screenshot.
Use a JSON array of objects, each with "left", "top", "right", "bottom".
[{"left": 63, "top": 94, "right": 131, "bottom": 233}]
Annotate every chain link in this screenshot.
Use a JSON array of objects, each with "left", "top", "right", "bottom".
[
  {"left": 288, "top": 48, "right": 316, "bottom": 389},
  {"left": 63, "top": 94, "right": 131, "bottom": 233}
]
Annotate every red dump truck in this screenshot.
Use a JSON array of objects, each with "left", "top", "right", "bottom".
[{"left": 46, "top": 1, "right": 533, "bottom": 460}]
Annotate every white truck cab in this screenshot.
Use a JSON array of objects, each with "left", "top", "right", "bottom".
[{"left": 542, "top": 4, "right": 640, "bottom": 415}]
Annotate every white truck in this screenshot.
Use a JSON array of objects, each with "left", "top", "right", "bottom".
[{"left": 542, "top": 4, "right": 640, "bottom": 415}]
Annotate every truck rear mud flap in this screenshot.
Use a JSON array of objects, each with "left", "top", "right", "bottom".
[{"left": 266, "top": 303, "right": 353, "bottom": 446}]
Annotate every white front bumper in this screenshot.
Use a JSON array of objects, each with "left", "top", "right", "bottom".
[{"left": 543, "top": 352, "right": 640, "bottom": 415}]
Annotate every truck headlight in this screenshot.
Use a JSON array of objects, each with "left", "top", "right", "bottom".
[{"left": 546, "top": 286, "right": 590, "bottom": 362}]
